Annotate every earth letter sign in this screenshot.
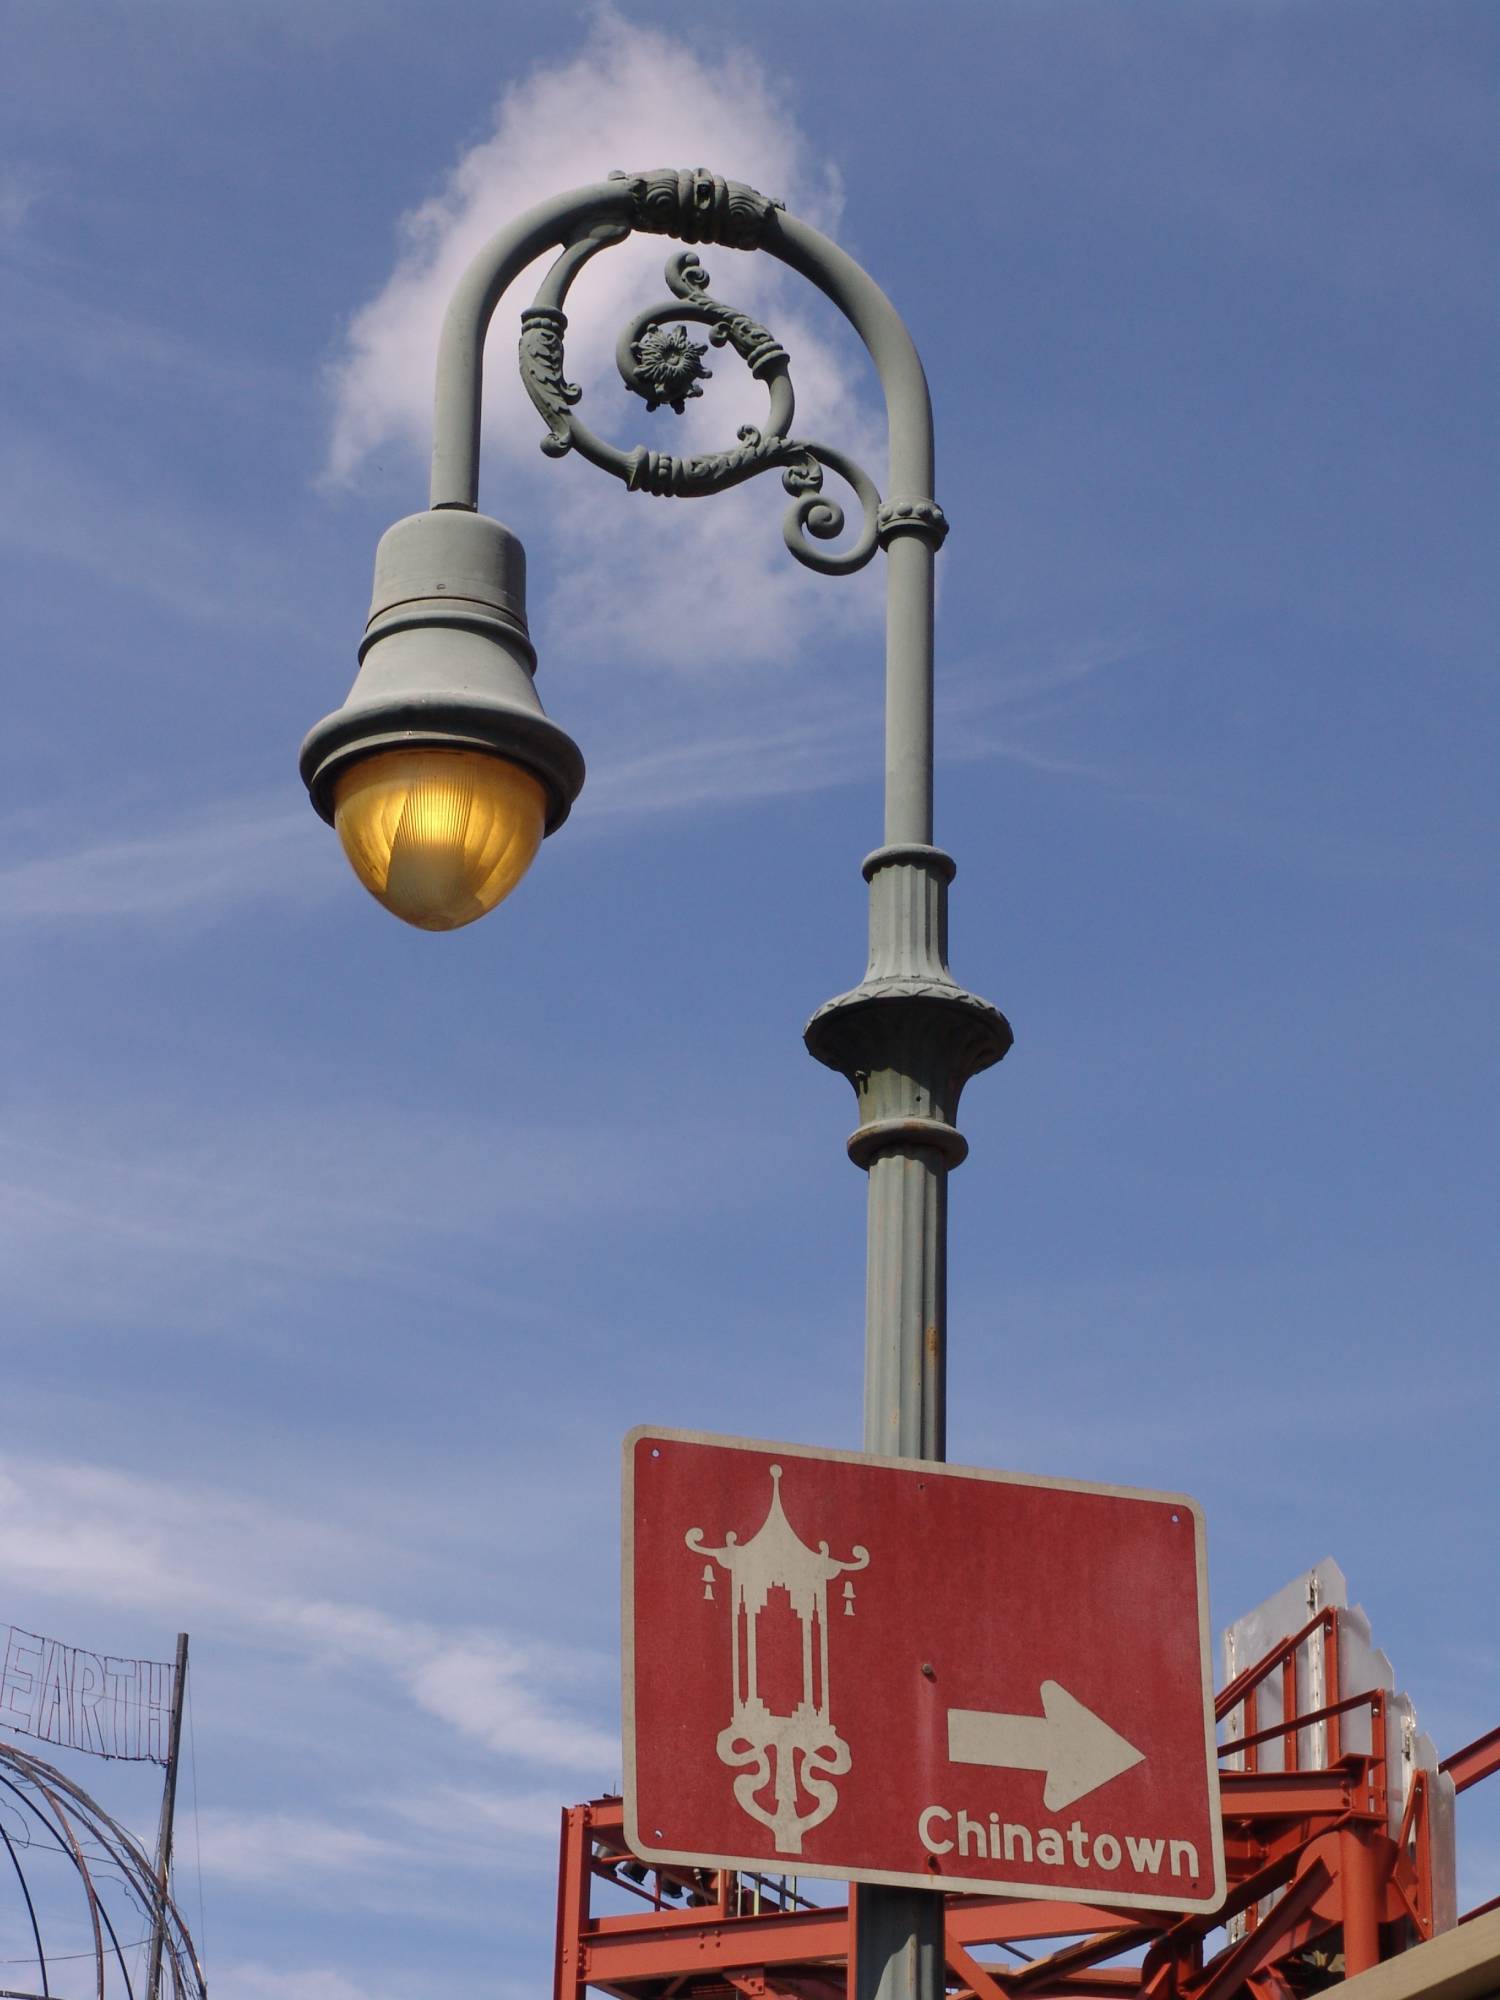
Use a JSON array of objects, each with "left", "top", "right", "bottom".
[{"left": 623, "top": 1429, "right": 1224, "bottom": 1913}]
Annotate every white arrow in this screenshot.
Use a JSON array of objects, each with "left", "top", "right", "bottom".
[{"left": 947, "top": 1680, "right": 1146, "bottom": 1812}]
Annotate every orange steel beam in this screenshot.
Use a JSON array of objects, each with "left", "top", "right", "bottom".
[
  {"left": 1217, "top": 1765, "right": 1362, "bottom": 1820},
  {"left": 1215, "top": 1608, "right": 1338, "bottom": 1724},
  {"left": 556, "top": 1804, "right": 594, "bottom": 2000},
  {"left": 1224, "top": 1691, "right": 1390, "bottom": 1765},
  {"left": 943, "top": 1939, "right": 1011, "bottom": 2000},
  {"left": 1339, "top": 1824, "right": 1385, "bottom": 1977},
  {"left": 580, "top": 1901, "right": 851, "bottom": 1985},
  {"left": 1441, "top": 1725, "right": 1500, "bottom": 1795},
  {"left": 998, "top": 1925, "right": 1159, "bottom": 1993},
  {"left": 1193, "top": 1861, "right": 1331, "bottom": 2000},
  {"left": 945, "top": 1903, "right": 1147, "bottom": 1946}
]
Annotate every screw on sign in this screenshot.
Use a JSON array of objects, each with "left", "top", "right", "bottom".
[{"left": 623, "top": 1430, "right": 1225, "bottom": 1915}]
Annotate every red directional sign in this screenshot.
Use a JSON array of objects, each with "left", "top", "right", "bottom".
[{"left": 623, "top": 1429, "right": 1223, "bottom": 1913}]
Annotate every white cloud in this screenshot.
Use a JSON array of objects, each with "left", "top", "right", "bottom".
[
  {"left": 381, "top": 1780, "right": 563, "bottom": 1845},
  {"left": 0, "top": 1457, "right": 367, "bottom": 1625},
  {"left": 0, "top": 171, "right": 38, "bottom": 236},
  {"left": 276, "top": 1600, "right": 615, "bottom": 1776},
  {"left": 0, "top": 1451, "right": 613, "bottom": 1934},
  {"left": 216, "top": 1965, "right": 398, "bottom": 2000},
  {"left": 406, "top": 1638, "right": 616, "bottom": 1771},
  {"left": 0, "top": 1453, "right": 614, "bottom": 1787},
  {"left": 195, "top": 1808, "right": 410, "bottom": 1888},
  {"left": 0, "top": 633, "right": 1137, "bottom": 932},
  {"left": 0, "top": 1083, "right": 755, "bottom": 1339},
  {"left": 326, "top": 11, "right": 842, "bottom": 484},
  {"left": 215, "top": 1965, "right": 540, "bottom": 2000},
  {"left": 577, "top": 680, "right": 881, "bottom": 823},
  {"left": 323, "top": 10, "right": 886, "bottom": 674},
  {"left": 0, "top": 427, "right": 308, "bottom": 631}
]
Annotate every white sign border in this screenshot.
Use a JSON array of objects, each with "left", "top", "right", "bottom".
[{"left": 622, "top": 1425, "right": 1226, "bottom": 1915}]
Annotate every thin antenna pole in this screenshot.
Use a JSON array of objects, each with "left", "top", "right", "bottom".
[{"left": 146, "top": 1632, "right": 189, "bottom": 2000}]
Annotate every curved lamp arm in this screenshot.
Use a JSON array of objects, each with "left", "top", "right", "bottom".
[
  {"left": 428, "top": 170, "right": 934, "bottom": 510},
  {"left": 428, "top": 167, "right": 946, "bottom": 846}
]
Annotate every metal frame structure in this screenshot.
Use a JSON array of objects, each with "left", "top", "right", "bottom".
[
  {"left": 553, "top": 1606, "right": 1499, "bottom": 2000},
  {"left": 302, "top": 165, "right": 1011, "bottom": 2000},
  {"left": 0, "top": 1740, "right": 205, "bottom": 2000}
]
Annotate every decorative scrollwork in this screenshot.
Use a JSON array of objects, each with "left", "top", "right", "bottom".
[
  {"left": 518, "top": 307, "right": 581, "bottom": 458},
  {"left": 608, "top": 166, "right": 783, "bottom": 251},
  {"left": 783, "top": 442, "right": 882, "bottom": 576},
  {"left": 518, "top": 224, "right": 889, "bottom": 575},
  {"left": 623, "top": 426, "right": 818, "bottom": 499},
  {"left": 619, "top": 252, "right": 788, "bottom": 409},
  {"left": 665, "top": 253, "right": 787, "bottom": 379}
]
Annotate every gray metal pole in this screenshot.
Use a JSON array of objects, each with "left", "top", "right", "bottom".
[
  {"left": 783, "top": 196, "right": 1010, "bottom": 2000},
  {"left": 146, "top": 1631, "right": 189, "bottom": 2000},
  {"left": 420, "top": 169, "right": 1012, "bottom": 2000},
  {"left": 807, "top": 565, "right": 1009, "bottom": 2000}
]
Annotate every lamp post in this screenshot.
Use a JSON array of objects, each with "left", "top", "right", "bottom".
[{"left": 300, "top": 166, "right": 1011, "bottom": 2000}]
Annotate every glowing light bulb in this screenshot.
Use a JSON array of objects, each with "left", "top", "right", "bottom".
[{"left": 333, "top": 748, "right": 546, "bottom": 931}]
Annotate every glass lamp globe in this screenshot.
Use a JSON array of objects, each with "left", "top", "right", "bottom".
[{"left": 333, "top": 747, "right": 546, "bottom": 931}]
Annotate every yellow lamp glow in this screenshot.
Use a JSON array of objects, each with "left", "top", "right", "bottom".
[{"left": 333, "top": 747, "right": 546, "bottom": 931}]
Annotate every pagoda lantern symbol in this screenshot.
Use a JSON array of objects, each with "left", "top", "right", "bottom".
[{"left": 686, "top": 1463, "right": 870, "bottom": 1855}]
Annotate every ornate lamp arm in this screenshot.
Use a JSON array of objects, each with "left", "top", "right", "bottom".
[{"left": 429, "top": 168, "right": 950, "bottom": 845}]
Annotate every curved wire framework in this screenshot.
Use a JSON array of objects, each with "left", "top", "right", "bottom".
[{"left": 0, "top": 1741, "right": 205, "bottom": 2000}]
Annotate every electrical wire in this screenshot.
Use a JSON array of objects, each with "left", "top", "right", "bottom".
[{"left": 1, "top": 1940, "right": 150, "bottom": 1964}]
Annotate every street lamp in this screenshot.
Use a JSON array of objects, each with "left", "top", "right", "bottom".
[
  {"left": 300, "top": 502, "right": 582, "bottom": 931},
  {"left": 299, "top": 165, "right": 1011, "bottom": 2000}
]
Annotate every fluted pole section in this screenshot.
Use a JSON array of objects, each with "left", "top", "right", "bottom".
[{"left": 864, "top": 1148, "right": 948, "bottom": 1459}]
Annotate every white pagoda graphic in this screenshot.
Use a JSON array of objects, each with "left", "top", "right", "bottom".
[{"left": 686, "top": 1463, "right": 870, "bottom": 1855}]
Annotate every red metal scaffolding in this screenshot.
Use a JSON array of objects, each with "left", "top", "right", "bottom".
[{"left": 555, "top": 1606, "right": 1499, "bottom": 2000}]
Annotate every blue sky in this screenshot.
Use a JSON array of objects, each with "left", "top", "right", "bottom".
[{"left": 1, "top": 2, "right": 1496, "bottom": 1993}]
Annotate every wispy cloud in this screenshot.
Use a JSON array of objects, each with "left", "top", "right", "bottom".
[
  {"left": 0, "top": 170, "right": 38, "bottom": 236},
  {"left": 0, "top": 1443, "right": 618, "bottom": 1947},
  {"left": 978, "top": 631, "right": 1152, "bottom": 710},
  {"left": 216, "top": 1964, "right": 402, "bottom": 2000},
  {"left": 0, "top": 428, "right": 312, "bottom": 631},
  {"left": 0, "top": 637, "right": 1144, "bottom": 929},
  {"left": 381, "top": 1780, "right": 564, "bottom": 1846},
  {"left": 195, "top": 1809, "right": 412, "bottom": 1889},
  {"left": 0, "top": 252, "right": 289, "bottom": 403},
  {"left": 215, "top": 1964, "right": 548, "bottom": 2000},
  {"left": 275, "top": 1600, "right": 616, "bottom": 1775},
  {"left": 408, "top": 1640, "right": 616, "bottom": 1770},
  {"left": 325, "top": 11, "right": 843, "bottom": 485},
  {"left": 0, "top": 794, "right": 331, "bottom": 924},
  {"left": 0, "top": 1451, "right": 617, "bottom": 1788},
  {"left": 0, "top": 1083, "right": 748, "bottom": 1333},
  {"left": 578, "top": 682, "right": 881, "bottom": 823}
]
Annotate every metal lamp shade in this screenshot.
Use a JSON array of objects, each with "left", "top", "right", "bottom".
[{"left": 299, "top": 509, "right": 585, "bottom": 842}]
